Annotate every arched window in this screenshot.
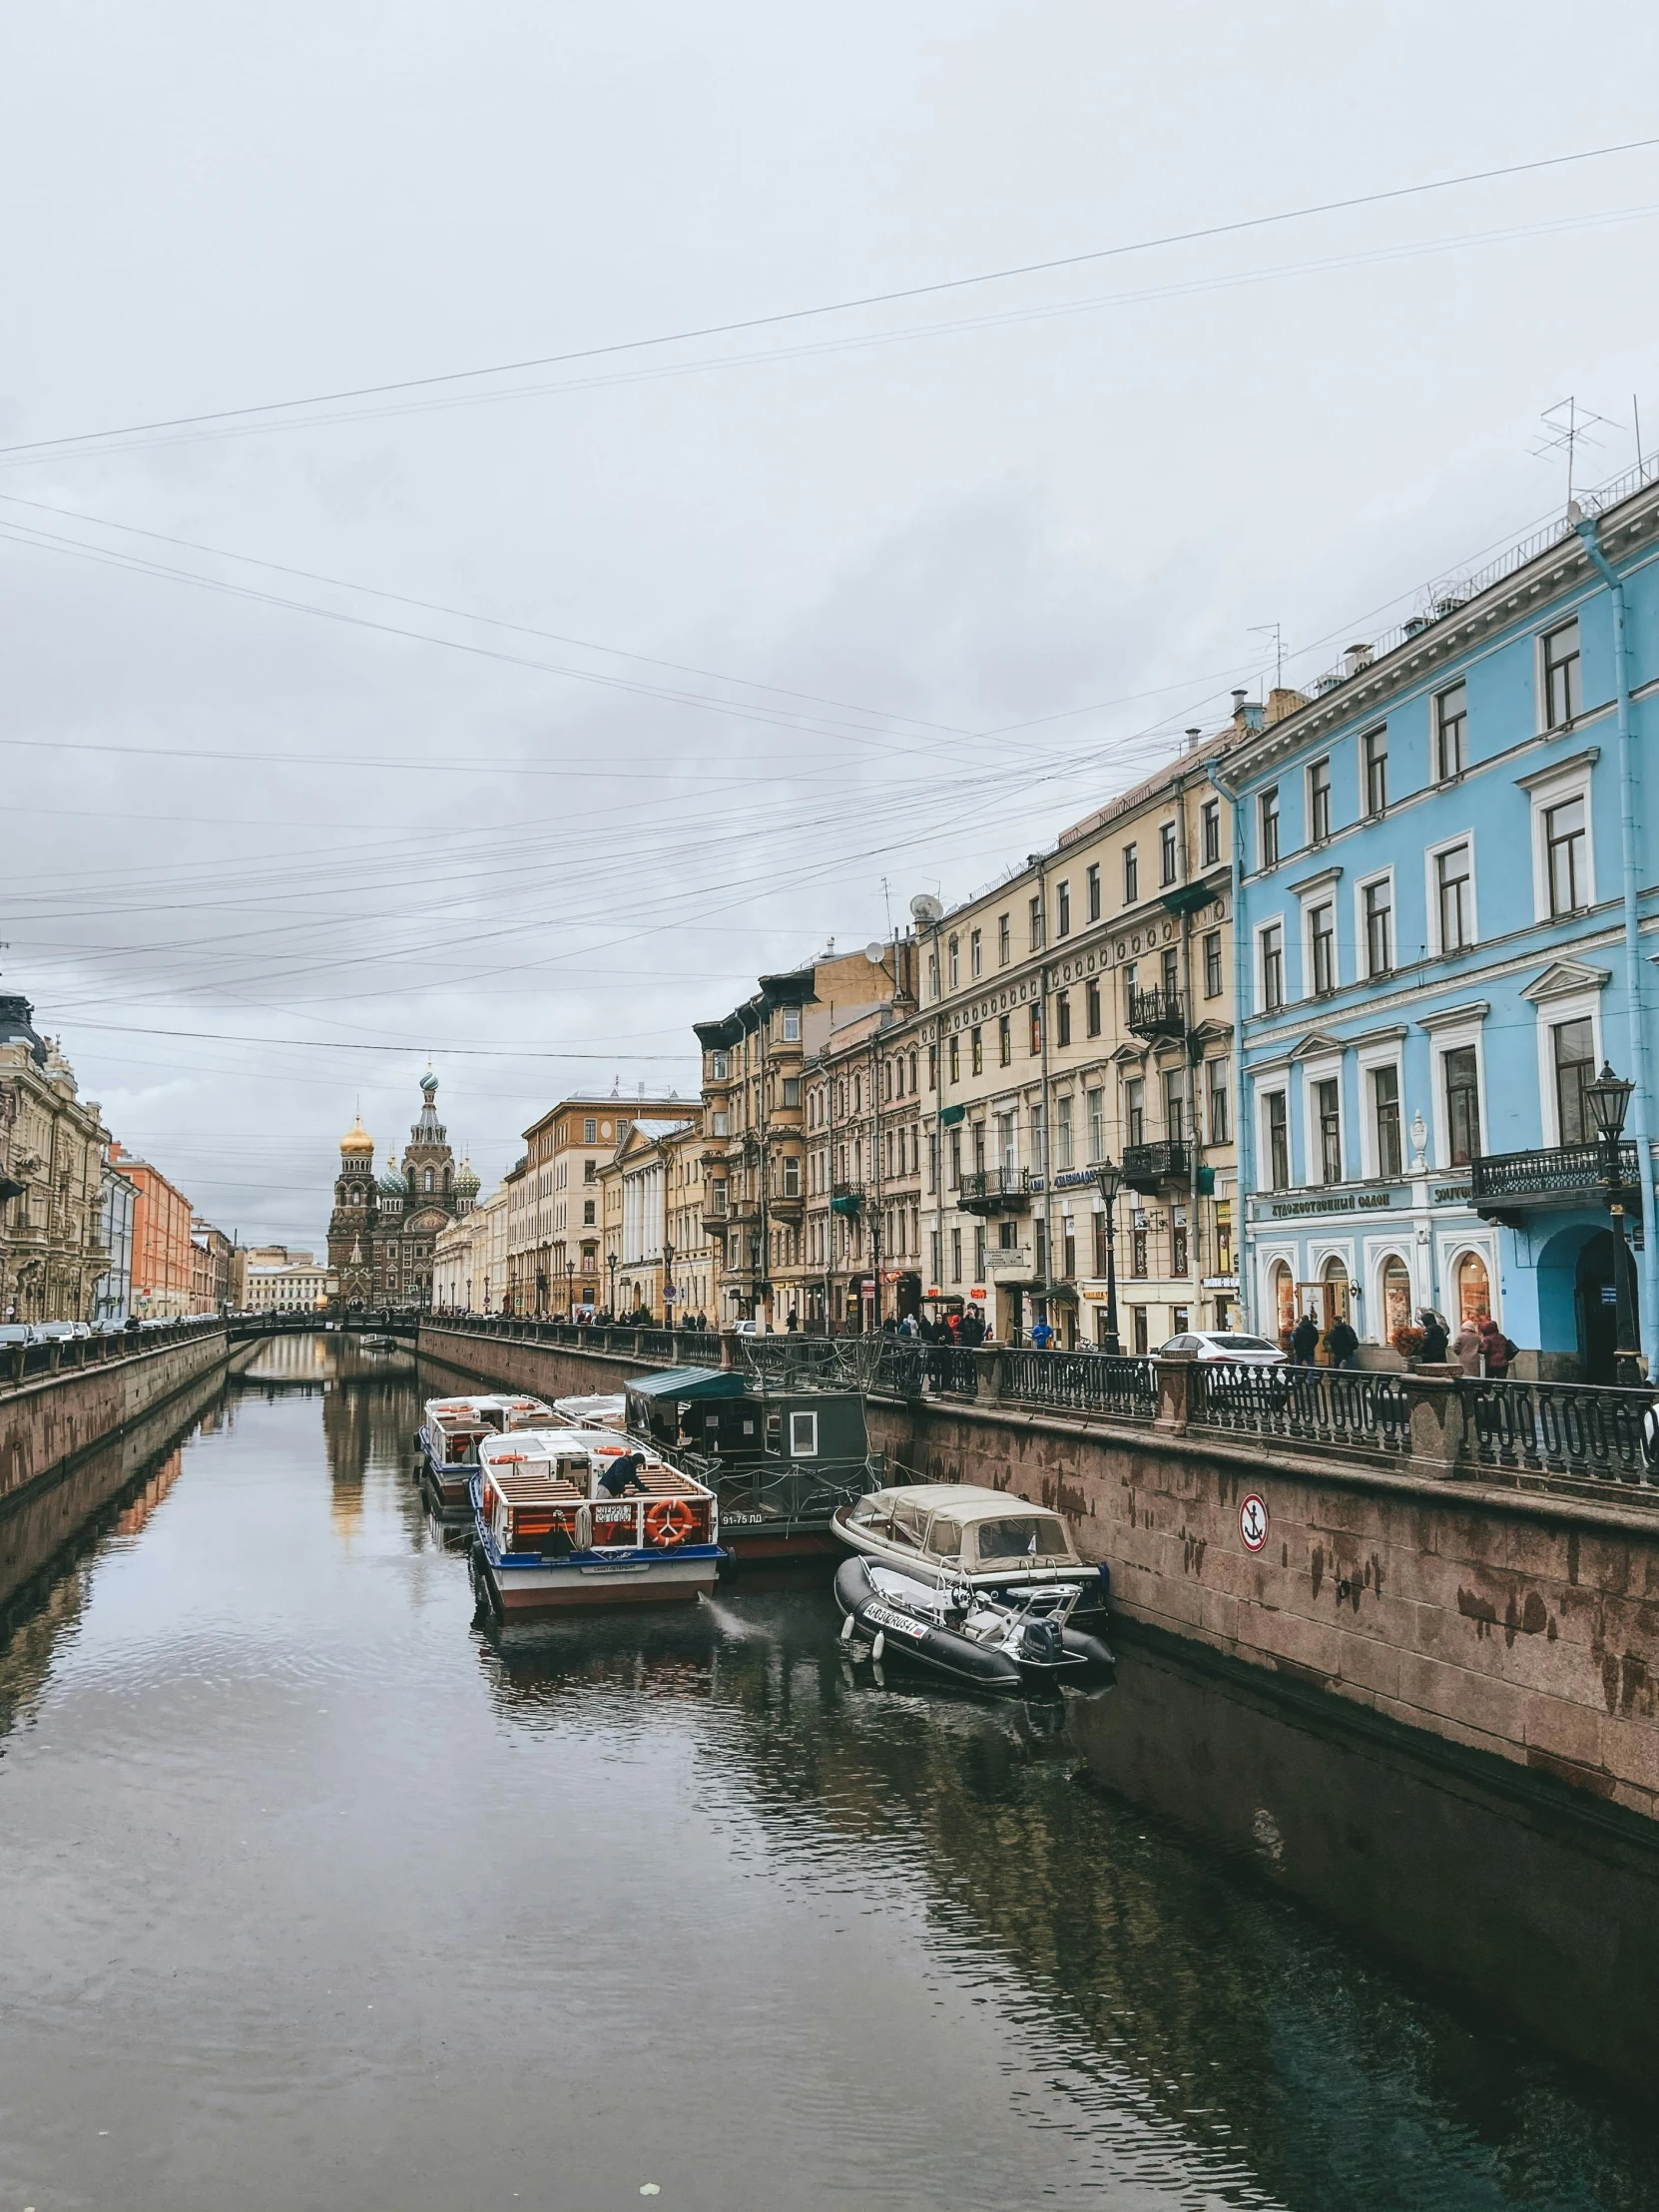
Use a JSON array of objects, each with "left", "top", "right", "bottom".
[
  {"left": 1457, "top": 1251, "right": 1491, "bottom": 1326},
  {"left": 1269, "top": 1261, "right": 1295, "bottom": 1339},
  {"left": 1381, "top": 1255, "right": 1412, "bottom": 1343},
  {"left": 423, "top": 1169, "right": 433, "bottom": 1194},
  {"left": 1321, "top": 1253, "right": 1351, "bottom": 1326}
]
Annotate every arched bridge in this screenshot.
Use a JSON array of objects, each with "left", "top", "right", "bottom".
[{"left": 226, "top": 1312, "right": 419, "bottom": 1344}]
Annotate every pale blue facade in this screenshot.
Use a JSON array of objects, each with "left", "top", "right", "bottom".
[{"left": 1218, "top": 468, "right": 1659, "bottom": 1380}]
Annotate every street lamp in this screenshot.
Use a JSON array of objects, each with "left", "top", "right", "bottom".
[
  {"left": 1092, "top": 1158, "right": 1123, "bottom": 1357},
  {"left": 565, "top": 1258, "right": 576, "bottom": 1320},
  {"left": 663, "top": 1237, "right": 676, "bottom": 1325},
  {"left": 1584, "top": 1062, "right": 1643, "bottom": 1386},
  {"left": 607, "top": 1250, "right": 619, "bottom": 1319}
]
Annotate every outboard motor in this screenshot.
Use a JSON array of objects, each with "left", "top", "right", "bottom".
[{"left": 1020, "top": 1616, "right": 1063, "bottom": 1664}]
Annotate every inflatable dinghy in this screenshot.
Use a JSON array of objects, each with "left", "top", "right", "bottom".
[{"left": 834, "top": 1555, "right": 1113, "bottom": 1695}]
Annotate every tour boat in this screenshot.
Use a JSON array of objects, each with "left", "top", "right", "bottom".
[
  {"left": 470, "top": 1427, "right": 723, "bottom": 1616},
  {"left": 552, "top": 1393, "right": 627, "bottom": 1431},
  {"left": 834, "top": 1553, "right": 1113, "bottom": 1696},
  {"left": 833, "top": 1484, "right": 1109, "bottom": 1627},
  {"left": 417, "top": 1392, "right": 555, "bottom": 1512}
]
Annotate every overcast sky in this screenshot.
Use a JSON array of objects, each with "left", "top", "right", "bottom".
[{"left": 5, "top": 0, "right": 1659, "bottom": 1250}]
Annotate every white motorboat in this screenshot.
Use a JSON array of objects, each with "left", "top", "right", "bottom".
[
  {"left": 833, "top": 1483, "right": 1109, "bottom": 1626},
  {"left": 551, "top": 1393, "right": 627, "bottom": 1431}
]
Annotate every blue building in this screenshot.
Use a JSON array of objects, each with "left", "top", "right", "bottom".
[{"left": 1216, "top": 465, "right": 1658, "bottom": 1380}]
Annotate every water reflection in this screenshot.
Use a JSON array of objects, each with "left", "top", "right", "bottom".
[{"left": 0, "top": 1336, "right": 1651, "bottom": 2212}]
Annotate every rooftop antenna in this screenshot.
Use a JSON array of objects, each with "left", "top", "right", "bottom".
[
  {"left": 1249, "top": 623, "right": 1285, "bottom": 692},
  {"left": 880, "top": 875, "right": 893, "bottom": 936},
  {"left": 1533, "top": 396, "right": 1620, "bottom": 509},
  {"left": 1637, "top": 392, "right": 1648, "bottom": 484}
]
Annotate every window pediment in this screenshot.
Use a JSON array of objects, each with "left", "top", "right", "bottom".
[{"left": 1519, "top": 959, "right": 1611, "bottom": 1004}]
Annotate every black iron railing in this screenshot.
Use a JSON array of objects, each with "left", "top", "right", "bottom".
[
  {"left": 999, "top": 1349, "right": 1159, "bottom": 1420},
  {"left": 1191, "top": 1362, "right": 1411, "bottom": 1453},
  {"left": 1464, "top": 1377, "right": 1653, "bottom": 1487},
  {"left": 957, "top": 1167, "right": 1032, "bottom": 1209},
  {"left": 1126, "top": 984, "right": 1188, "bottom": 1040},
  {"left": 1470, "top": 1141, "right": 1639, "bottom": 1204},
  {"left": 1122, "top": 1140, "right": 1192, "bottom": 1192}
]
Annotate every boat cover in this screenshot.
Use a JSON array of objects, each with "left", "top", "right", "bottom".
[{"left": 628, "top": 1367, "right": 749, "bottom": 1402}]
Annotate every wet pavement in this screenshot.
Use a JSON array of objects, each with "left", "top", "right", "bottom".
[{"left": 0, "top": 1335, "right": 1656, "bottom": 2211}]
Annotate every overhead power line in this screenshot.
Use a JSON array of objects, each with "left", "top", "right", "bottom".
[{"left": 2, "top": 135, "right": 1653, "bottom": 463}]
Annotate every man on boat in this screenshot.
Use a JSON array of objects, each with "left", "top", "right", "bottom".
[{"left": 598, "top": 1450, "right": 650, "bottom": 1498}]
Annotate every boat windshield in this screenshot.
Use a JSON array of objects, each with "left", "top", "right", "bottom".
[
  {"left": 923, "top": 1517, "right": 962, "bottom": 1560},
  {"left": 971, "top": 1515, "right": 1072, "bottom": 1565}
]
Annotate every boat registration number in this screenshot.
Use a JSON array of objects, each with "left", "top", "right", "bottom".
[{"left": 863, "top": 1603, "right": 928, "bottom": 1641}]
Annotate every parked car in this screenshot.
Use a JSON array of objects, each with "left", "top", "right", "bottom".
[
  {"left": 1159, "top": 1330, "right": 1287, "bottom": 1367},
  {"left": 36, "top": 1321, "right": 79, "bottom": 1343},
  {"left": 0, "top": 1323, "right": 38, "bottom": 1349}
]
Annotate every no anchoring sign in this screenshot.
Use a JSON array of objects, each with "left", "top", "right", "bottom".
[{"left": 1240, "top": 1493, "right": 1269, "bottom": 1552}]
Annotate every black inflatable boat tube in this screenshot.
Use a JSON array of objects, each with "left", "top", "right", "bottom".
[{"left": 833, "top": 1557, "right": 1023, "bottom": 1695}]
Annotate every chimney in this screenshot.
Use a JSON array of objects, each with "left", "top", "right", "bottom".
[
  {"left": 1231, "top": 689, "right": 1249, "bottom": 723},
  {"left": 1185, "top": 726, "right": 1205, "bottom": 753}
]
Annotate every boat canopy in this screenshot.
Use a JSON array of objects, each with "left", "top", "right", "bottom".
[{"left": 628, "top": 1367, "right": 749, "bottom": 1402}]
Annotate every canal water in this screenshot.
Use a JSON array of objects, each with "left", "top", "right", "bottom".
[{"left": 3, "top": 1337, "right": 1658, "bottom": 2212}]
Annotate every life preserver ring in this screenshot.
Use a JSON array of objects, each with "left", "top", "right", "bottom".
[{"left": 645, "top": 1498, "right": 696, "bottom": 1548}]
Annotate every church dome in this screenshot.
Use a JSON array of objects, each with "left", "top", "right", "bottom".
[
  {"left": 377, "top": 1155, "right": 407, "bottom": 1197},
  {"left": 454, "top": 1156, "right": 481, "bottom": 1201},
  {"left": 340, "top": 1115, "right": 374, "bottom": 1157}
]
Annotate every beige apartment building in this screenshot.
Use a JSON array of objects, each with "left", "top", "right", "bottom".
[
  {"left": 507, "top": 1090, "right": 688, "bottom": 1316},
  {"left": 596, "top": 1113, "right": 707, "bottom": 1320},
  {"left": 796, "top": 731, "right": 1241, "bottom": 1345},
  {"left": 696, "top": 951, "right": 905, "bottom": 1328}
]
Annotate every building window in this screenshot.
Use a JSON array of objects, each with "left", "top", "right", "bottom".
[
  {"left": 1310, "top": 901, "right": 1336, "bottom": 996},
  {"left": 1057, "top": 880, "right": 1071, "bottom": 937},
  {"left": 782, "top": 1009, "right": 801, "bottom": 1042},
  {"left": 1201, "top": 799, "right": 1221, "bottom": 866},
  {"left": 1087, "top": 862, "right": 1101, "bottom": 920},
  {"left": 998, "top": 913, "right": 1010, "bottom": 964},
  {"left": 1308, "top": 758, "right": 1332, "bottom": 842},
  {"left": 1258, "top": 790, "right": 1279, "bottom": 868},
  {"left": 970, "top": 1025, "right": 983, "bottom": 1075},
  {"left": 1542, "top": 619, "right": 1581, "bottom": 730},
  {"left": 1057, "top": 1095, "right": 1074, "bottom": 1168},
  {"left": 1056, "top": 991, "right": 1071, "bottom": 1047},
  {"left": 783, "top": 1155, "right": 801, "bottom": 1198},
  {"left": 1172, "top": 1222, "right": 1189, "bottom": 1277},
  {"left": 1545, "top": 797, "right": 1587, "bottom": 915},
  {"left": 1435, "top": 841, "right": 1473, "bottom": 952},
  {"left": 1125, "top": 1078, "right": 1145, "bottom": 1147},
  {"left": 1363, "top": 728, "right": 1388, "bottom": 817},
  {"left": 1266, "top": 1091, "right": 1290, "bottom": 1189},
  {"left": 927, "top": 953, "right": 939, "bottom": 1001},
  {"left": 583, "top": 1199, "right": 595, "bottom": 1225},
  {"left": 1261, "top": 922, "right": 1285, "bottom": 1012},
  {"left": 1159, "top": 823, "right": 1177, "bottom": 885},
  {"left": 1132, "top": 1306, "right": 1150, "bottom": 1354},
  {"left": 1028, "top": 1005, "right": 1041, "bottom": 1056},
  {"left": 1203, "top": 930, "right": 1223, "bottom": 1000},
  {"left": 782, "top": 1075, "right": 802, "bottom": 1107},
  {"left": 998, "top": 1013, "right": 1011, "bottom": 1066},
  {"left": 1029, "top": 894, "right": 1044, "bottom": 950},
  {"left": 1131, "top": 1226, "right": 1149, "bottom": 1278},
  {"left": 1086, "top": 978, "right": 1101, "bottom": 1036},
  {"left": 1123, "top": 844, "right": 1139, "bottom": 903},
  {"left": 1372, "top": 1063, "right": 1401, "bottom": 1178},
  {"left": 1435, "top": 682, "right": 1467, "bottom": 781},
  {"left": 1163, "top": 1068, "right": 1186, "bottom": 1141},
  {"left": 711, "top": 1051, "right": 728, "bottom": 1080},
  {"left": 1315, "top": 1077, "right": 1343, "bottom": 1185},
  {"left": 948, "top": 1034, "right": 959, "bottom": 1084},
  {"left": 1445, "top": 1045, "right": 1482, "bottom": 1166},
  {"left": 1363, "top": 877, "right": 1392, "bottom": 977},
  {"left": 948, "top": 936, "right": 960, "bottom": 987},
  {"left": 1216, "top": 1201, "right": 1233, "bottom": 1274},
  {"left": 584, "top": 1118, "right": 597, "bottom": 1144},
  {"left": 950, "top": 1228, "right": 962, "bottom": 1285},
  {"left": 1457, "top": 1250, "right": 1491, "bottom": 1325},
  {"left": 1207, "top": 1057, "right": 1229, "bottom": 1144},
  {"left": 1553, "top": 1017, "right": 1596, "bottom": 1145},
  {"left": 1087, "top": 1088, "right": 1104, "bottom": 1162},
  {"left": 969, "top": 928, "right": 982, "bottom": 977}
]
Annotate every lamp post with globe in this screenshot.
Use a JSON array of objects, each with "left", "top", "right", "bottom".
[{"left": 1584, "top": 1062, "right": 1645, "bottom": 1387}]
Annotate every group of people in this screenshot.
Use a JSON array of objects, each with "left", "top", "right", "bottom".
[
  {"left": 1289, "top": 1305, "right": 1519, "bottom": 1376},
  {"left": 588, "top": 1306, "right": 713, "bottom": 1332},
  {"left": 872, "top": 1306, "right": 992, "bottom": 1347}
]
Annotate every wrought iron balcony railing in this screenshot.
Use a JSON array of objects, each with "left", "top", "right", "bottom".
[
  {"left": 956, "top": 1167, "right": 1033, "bottom": 1215},
  {"left": 1127, "top": 984, "right": 1189, "bottom": 1042},
  {"left": 1122, "top": 1140, "right": 1192, "bottom": 1194},
  {"left": 1470, "top": 1141, "right": 1640, "bottom": 1218}
]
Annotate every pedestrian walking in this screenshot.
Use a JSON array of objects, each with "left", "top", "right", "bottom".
[{"left": 1291, "top": 1312, "right": 1321, "bottom": 1366}]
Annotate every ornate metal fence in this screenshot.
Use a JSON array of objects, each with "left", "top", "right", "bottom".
[
  {"left": 1464, "top": 1378, "right": 1654, "bottom": 1487},
  {"left": 999, "top": 1350, "right": 1159, "bottom": 1420},
  {"left": 1191, "top": 1362, "right": 1411, "bottom": 1453}
]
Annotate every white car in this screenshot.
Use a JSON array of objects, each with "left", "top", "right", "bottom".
[{"left": 1159, "top": 1330, "right": 1286, "bottom": 1367}]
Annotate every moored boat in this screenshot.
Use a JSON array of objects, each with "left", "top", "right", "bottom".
[
  {"left": 833, "top": 1484, "right": 1109, "bottom": 1627},
  {"left": 417, "top": 1393, "right": 555, "bottom": 1512},
  {"left": 833, "top": 1554, "right": 1113, "bottom": 1696},
  {"left": 471, "top": 1427, "right": 723, "bottom": 1616},
  {"left": 552, "top": 1393, "right": 627, "bottom": 1431}
]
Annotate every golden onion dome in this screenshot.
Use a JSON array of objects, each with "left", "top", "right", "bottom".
[{"left": 339, "top": 1115, "right": 374, "bottom": 1156}]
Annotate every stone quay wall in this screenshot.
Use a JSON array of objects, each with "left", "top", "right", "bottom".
[
  {"left": 0, "top": 1328, "right": 230, "bottom": 1505},
  {"left": 419, "top": 1322, "right": 1659, "bottom": 1821}
]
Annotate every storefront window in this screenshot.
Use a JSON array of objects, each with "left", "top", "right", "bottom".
[
  {"left": 1457, "top": 1252, "right": 1491, "bottom": 1325},
  {"left": 1382, "top": 1256, "right": 1412, "bottom": 1342}
]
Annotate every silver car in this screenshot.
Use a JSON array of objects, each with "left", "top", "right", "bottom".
[{"left": 1159, "top": 1330, "right": 1286, "bottom": 1367}]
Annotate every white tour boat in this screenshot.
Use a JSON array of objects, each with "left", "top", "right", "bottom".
[
  {"left": 471, "top": 1427, "right": 723, "bottom": 1616},
  {"left": 417, "top": 1393, "right": 555, "bottom": 1511}
]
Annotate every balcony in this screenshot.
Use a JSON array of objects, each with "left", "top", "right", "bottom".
[
  {"left": 956, "top": 1167, "right": 1033, "bottom": 1216},
  {"left": 1470, "top": 1141, "right": 1641, "bottom": 1224},
  {"left": 1127, "top": 984, "right": 1188, "bottom": 1043},
  {"left": 1122, "top": 1140, "right": 1192, "bottom": 1195},
  {"left": 830, "top": 1181, "right": 863, "bottom": 1219},
  {"left": 700, "top": 1200, "right": 730, "bottom": 1236},
  {"left": 770, "top": 1190, "right": 805, "bottom": 1219}
]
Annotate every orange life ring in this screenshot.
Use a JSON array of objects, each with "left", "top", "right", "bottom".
[{"left": 645, "top": 1498, "right": 696, "bottom": 1548}]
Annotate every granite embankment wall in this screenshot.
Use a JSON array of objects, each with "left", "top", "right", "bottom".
[
  {"left": 0, "top": 1329, "right": 230, "bottom": 1505},
  {"left": 419, "top": 1323, "right": 1659, "bottom": 1821}
]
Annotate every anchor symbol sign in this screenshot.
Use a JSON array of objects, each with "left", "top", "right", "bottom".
[{"left": 1240, "top": 1493, "right": 1269, "bottom": 1552}]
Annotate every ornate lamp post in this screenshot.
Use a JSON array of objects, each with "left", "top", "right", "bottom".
[
  {"left": 663, "top": 1237, "right": 676, "bottom": 1324},
  {"left": 564, "top": 1258, "right": 575, "bottom": 1320},
  {"left": 1584, "top": 1062, "right": 1644, "bottom": 1387},
  {"left": 607, "top": 1250, "right": 618, "bottom": 1319},
  {"left": 1092, "top": 1158, "right": 1123, "bottom": 1357}
]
